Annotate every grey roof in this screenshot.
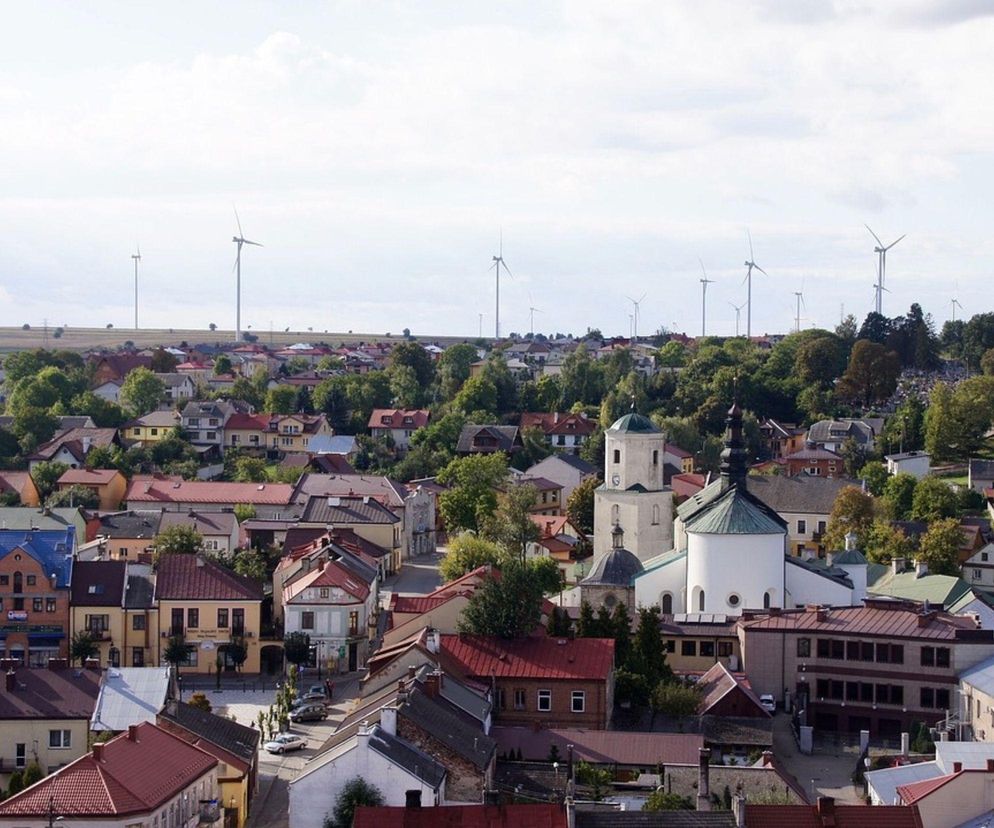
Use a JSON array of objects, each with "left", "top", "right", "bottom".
[
  {"left": 159, "top": 699, "right": 260, "bottom": 762},
  {"left": 124, "top": 563, "right": 155, "bottom": 609},
  {"left": 401, "top": 688, "right": 496, "bottom": 770},
  {"left": 744, "top": 475, "right": 849, "bottom": 516},
  {"left": 368, "top": 724, "right": 447, "bottom": 788},
  {"left": 308, "top": 434, "right": 358, "bottom": 455},
  {"left": 301, "top": 495, "right": 400, "bottom": 525},
  {"left": 831, "top": 547, "right": 868, "bottom": 566},
  {"left": 960, "top": 654, "right": 994, "bottom": 697},
  {"left": 456, "top": 424, "right": 521, "bottom": 453},
  {"left": 530, "top": 453, "right": 597, "bottom": 475},
  {"left": 130, "top": 410, "right": 181, "bottom": 428},
  {"left": 438, "top": 673, "right": 491, "bottom": 724},
  {"left": 885, "top": 450, "right": 930, "bottom": 462},
  {"left": 681, "top": 482, "right": 786, "bottom": 535},
  {"left": 786, "top": 556, "right": 853, "bottom": 588},
  {"left": 583, "top": 547, "right": 644, "bottom": 586},
  {"left": 155, "top": 372, "right": 195, "bottom": 388},
  {"left": 158, "top": 510, "right": 237, "bottom": 536},
  {"left": 0, "top": 415, "right": 94, "bottom": 430},
  {"left": 0, "top": 507, "right": 85, "bottom": 534},
  {"left": 576, "top": 812, "right": 736, "bottom": 827},
  {"left": 807, "top": 418, "right": 877, "bottom": 446},
  {"left": 90, "top": 667, "right": 173, "bottom": 732},
  {"left": 970, "top": 459, "right": 994, "bottom": 479},
  {"left": 865, "top": 760, "right": 941, "bottom": 807},
  {"left": 607, "top": 411, "right": 659, "bottom": 433},
  {"left": 332, "top": 545, "right": 379, "bottom": 586},
  {"left": 98, "top": 510, "right": 162, "bottom": 539}
]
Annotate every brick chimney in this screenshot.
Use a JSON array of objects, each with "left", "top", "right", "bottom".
[
  {"left": 425, "top": 672, "right": 440, "bottom": 699},
  {"left": 816, "top": 797, "right": 835, "bottom": 825},
  {"left": 4, "top": 670, "right": 15, "bottom": 692},
  {"left": 987, "top": 759, "right": 994, "bottom": 772},
  {"left": 92, "top": 743, "right": 104, "bottom": 761},
  {"left": 953, "top": 761, "right": 963, "bottom": 773},
  {"left": 761, "top": 750, "right": 774, "bottom": 767},
  {"left": 128, "top": 724, "right": 139, "bottom": 742},
  {"left": 84, "top": 658, "right": 101, "bottom": 672},
  {"left": 696, "top": 747, "right": 711, "bottom": 811}
]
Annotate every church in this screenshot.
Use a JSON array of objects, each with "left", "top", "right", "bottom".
[{"left": 583, "top": 403, "right": 869, "bottom": 615}]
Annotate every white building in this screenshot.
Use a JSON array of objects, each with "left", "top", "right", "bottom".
[
  {"left": 885, "top": 451, "right": 931, "bottom": 480},
  {"left": 592, "top": 410, "right": 673, "bottom": 562},
  {"left": 527, "top": 453, "right": 597, "bottom": 506}
]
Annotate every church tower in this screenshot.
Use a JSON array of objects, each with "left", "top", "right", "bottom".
[{"left": 592, "top": 409, "right": 674, "bottom": 562}]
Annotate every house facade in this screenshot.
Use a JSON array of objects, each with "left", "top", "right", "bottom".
[
  {"left": 56, "top": 468, "right": 127, "bottom": 511},
  {"left": 122, "top": 410, "right": 181, "bottom": 446},
  {"left": 368, "top": 408, "right": 431, "bottom": 453}
]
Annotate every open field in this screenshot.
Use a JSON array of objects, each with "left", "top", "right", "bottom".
[{"left": 0, "top": 326, "right": 487, "bottom": 353}]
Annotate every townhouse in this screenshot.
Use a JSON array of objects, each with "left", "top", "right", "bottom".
[
  {"left": 125, "top": 477, "right": 295, "bottom": 518},
  {"left": 519, "top": 412, "right": 595, "bottom": 454},
  {"left": 55, "top": 468, "right": 127, "bottom": 511},
  {"left": 121, "top": 409, "right": 182, "bottom": 446},
  {"left": 368, "top": 408, "right": 431, "bottom": 453}
]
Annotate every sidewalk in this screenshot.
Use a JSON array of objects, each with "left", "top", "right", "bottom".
[{"left": 772, "top": 713, "right": 863, "bottom": 803}]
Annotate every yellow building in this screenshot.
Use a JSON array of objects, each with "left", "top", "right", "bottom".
[
  {"left": 56, "top": 468, "right": 128, "bottom": 511},
  {"left": 94, "top": 510, "right": 162, "bottom": 560},
  {"left": 0, "top": 471, "right": 42, "bottom": 507},
  {"left": 122, "top": 410, "right": 181, "bottom": 446},
  {"left": 69, "top": 560, "right": 157, "bottom": 668},
  {"left": 155, "top": 554, "right": 264, "bottom": 674},
  {"left": 0, "top": 665, "right": 101, "bottom": 783},
  {"left": 267, "top": 414, "right": 334, "bottom": 453}
]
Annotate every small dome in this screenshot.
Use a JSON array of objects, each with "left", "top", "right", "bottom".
[
  {"left": 582, "top": 547, "right": 644, "bottom": 586},
  {"left": 608, "top": 412, "right": 659, "bottom": 434}
]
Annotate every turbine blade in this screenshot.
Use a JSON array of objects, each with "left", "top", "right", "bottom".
[
  {"left": 243, "top": 239, "right": 263, "bottom": 247},
  {"left": 234, "top": 205, "right": 244, "bottom": 238},
  {"left": 886, "top": 234, "right": 906, "bottom": 250},
  {"left": 502, "top": 261, "right": 513, "bottom": 279},
  {"left": 754, "top": 265, "right": 768, "bottom": 276},
  {"left": 864, "top": 224, "right": 883, "bottom": 247}
]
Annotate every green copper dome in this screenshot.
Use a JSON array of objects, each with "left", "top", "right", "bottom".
[{"left": 608, "top": 412, "right": 659, "bottom": 433}]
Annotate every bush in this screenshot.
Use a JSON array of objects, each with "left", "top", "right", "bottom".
[{"left": 188, "top": 692, "right": 212, "bottom": 713}]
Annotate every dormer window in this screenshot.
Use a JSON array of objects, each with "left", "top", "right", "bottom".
[{"left": 381, "top": 415, "right": 392, "bottom": 424}]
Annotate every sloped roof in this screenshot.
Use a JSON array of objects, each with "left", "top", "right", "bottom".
[
  {"left": 607, "top": 412, "right": 658, "bottom": 433},
  {"left": 98, "top": 510, "right": 162, "bottom": 539},
  {"left": 744, "top": 804, "right": 922, "bottom": 828},
  {"left": 582, "top": 547, "right": 643, "bottom": 586},
  {"left": 401, "top": 687, "right": 496, "bottom": 770},
  {"left": 681, "top": 482, "right": 786, "bottom": 535},
  {"left": 90, "top": 667, "right": 173, "bottom": 732},
  {"left": 58, "top": 468, "right": 123, "bottom": 486},
  {"left": 696, "top": 662, "right": 769, "bottom": 717},
  {"left": 0, "top": 527, "right": 75, "bottom": 588},
  {"left": 292, "top": 473, "right": 406, "bottom": 508},
  {"left": 0, "top": 471, "right": 35, "bottom": 496},
  {"left": 284, "top": 558, "right": 370, "bottom": 603},
  {"left": 368, "top": 408, "right": 431, "bottom": 429},
  {"left": 0, "top": 722, "right": 216, "bottom": 818},
  {"left": 301, "top": 494, "right": 399, "bottom": 524},
  {"left": 158, "top": 699, "right": 259, "bottom": 762},
  {"left": 71, "top": 560, "right": 126, "bottom": 606},
  {"left": 158, "top": 510, "right": 237, "bottom": 536},
  {"left": 155, "top": 554, "right": 263, "bottom": 601},
  {"left": 440, "top": 634, "right": 614, "bottom": 681},
  {"left": 868, "top": 570, "right": 973, "bottom": 606},
  {"left": 126, "top": 478, "right": 294, "bottom": 506},
  {"left": 745, "top": 475, "right": 849, "bottom": 516},
  {"left": 0, "top": 666, "right": 100, "bottom": 720},
  {"left": 354, "top": 804, "right": 566, "bottom": 828},
  {"left": 456, "top": 425, "right": 521, "bottom": 453},
  {"left": 742, "top": 604, "right": 985, "bottom": 640},
  {"left": 491, "top": 726, "right": 703, "bottom": 766}
]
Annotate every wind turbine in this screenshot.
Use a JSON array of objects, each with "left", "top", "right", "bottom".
[
  {"left": 742, "top": 230, "right": 767, "bottom": 339},
  {"left": 490, "top": 232, "right": 512, "bottom": 339},
  {"left": 865, "top": 225, "right": 905, "bottom": 315},
  {"left": 951, "top": 297, "right": 963, "bottom": 323},
  {"left": 131, "top": 246, "right": 141, "bottom": 329},
  {"left": 729, "top": 301, "right": 745, "bottom": 337},
  {"left": 698, "top": 259, "right": 715, "bottom": 337},
  {"left": 626, "top": 293, "right": 646, "bottom": 341},
  {"left": 232, "top": 208, "right": 263, "bottom": 343},
  {"left": 528, "top": 293, "right": 542, "bottom": 337},
  {"left": 794, "top": 290, "right": 805, "bottom": 333}
]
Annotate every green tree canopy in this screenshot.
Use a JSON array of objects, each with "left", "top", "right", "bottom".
[
  {"left": 917, "top": 518, "right": 964, "bottom": 576},
  {"left": 437, "top": 453, "right": 509, "bottom": 533},
  {"left": 567, "top": 475, "right": 598, "bottom": 535},
  {"left": 120, "top": 367, "right": 166, "bottom": 416},
  {"left": 284, "top": 631, "right": 311, "bottom": 666},
  {"left": 910, "top": 476, "right": 958, "bottom": 522},
  {"left": 438, "top": 533, "right": 505, "bottom": 582},
  {"left": 325, "top": 778, "right": 385, "bottom": 828},
  {"left": 882, "top": 472, "right": 917, "bottom": 520},
  {"left": 458, "top": 563, "right": 545, "bottom": 639},
  {"left": 480, "top": 484, "right": 540, "bottom": 562},
  {"left": 824, "top": 485, "right": 876, "bottom": 551},
  {"left": 47, "top": 485, "right": 101, "bottom": 509},
  {"left": 31, "top": 461, "right": 70, "bottom": 501},
  {"left": 154, "top": 526, "right": 204, "bottom": 557},
  {"left": 265, "top": 385, "right": 297, "bottom": 414},
  {"left": 835, "top": 340, "right": 901, "bottom": 408}
]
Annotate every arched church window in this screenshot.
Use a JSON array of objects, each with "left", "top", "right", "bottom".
[
  {"left": 651, "top": 505, "right": 659, "bottom": 525},
  {"left": 613, "top": 449, "right": 621, "bottom": 464},
  {"left": 698, "top": 590, "right": 705, "bottom": 612},
  {"left": 661, "top": 593, "right": 673, "bottom": 614},
  {"left": 764, "top": 590, "right": 773, "bottom": 609}
]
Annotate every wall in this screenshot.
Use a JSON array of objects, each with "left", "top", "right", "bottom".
[
  {"left": 0, "top": 716, "right": 91, "bottom": 781},
  {"left": 492, "top": 677, "right": 609, "bottom": 730},
  {"left": 593, "top": 488, "right": 673, "bottom": 562},
  {"left": 0, "top": 552, "right": 69, "bottom": 662},
  {"left": 156, "top": 599, "right": 262, "bottom": 673},
  {"left": 686, "top": 531, "right": 784, "bottom": 613},
  {"left": 913, "top": 772, "right": 994, "bottom": 828},
  {"left": 396, "top": 715, "right": 486, "bottom": 803}
]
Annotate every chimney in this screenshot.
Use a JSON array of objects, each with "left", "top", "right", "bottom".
[
  {"left": 426, "top": 628, "right": 440, "bottom": 655},
  {"left": 92, "top": 743, "right": 104, "bottom": 762},
  {"left": 425, "top": 672, "right": 440, "bottom": 699},
  {"left": 987, "top": 759, "right": 994, "bottom": 772},
  {"left": 84, "top": 658, "right": 101, "bottom": 672},
  {"left": 845, "top": 531, "right": 857, "bottom": 552},
  {"left": 317, "top": 558, "right": 325, "bottom": 572},
  {"left": 47, "top": 658, "right": 68, "bottom": 670},
  {"left": 128, "top": 724, "right": 139, "bottom": 742},
  {"left": 816, "top": 608, "right": 829, "bottom": 622},
  {"left": 892, "top": 557, "right": 906, "bottom": 575},
  {"left": 761, "top": 750, "right": 774, "bottom": 767},
  {"left": 405, "top": 790, "right": 422, "bottom": 809},
  {"left": 953, "top": 761, "right": 963, "bottom": 773},
  {"left": 816, "top": 797, "right": 835, "bottom": 823},
  {"left": 915, "top": 559, "right": 928, "bottom": 578},
  {"left": 4, "top": 670, "right": 15, "bottom": 692},
  {"left": 380, "top": 706, "right": 398, "bottom": 736},
  {"left": 407, "top": 665, "right": 417, "bottom": 681},
  {"left": 696, "top": 747, "right": 711, "bottom": 811}
]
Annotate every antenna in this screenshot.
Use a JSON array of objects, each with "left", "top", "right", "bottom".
[
  {"left": 865, "top": 224, "right": 904, "bottom": 316},
  {"left": 742, "top": 230, "right": 768, "bottom": 339},
  {"left": 490, "top": 230, "right": 512, "bottom": 339},
  {"left": 131, "top": 245, "right": 141, "bottom": 329},
  {"left": 728, "top": 301, "right": 745, "bottom": 338},
  {"left": 232, "top": 207, "right": 263, "bottom": 344},
  {"left": 698, "top": 259, "right": 715, "bottom": 337},
  {"left": 625, "top": 293, "right": 647, "bottom": 341}
]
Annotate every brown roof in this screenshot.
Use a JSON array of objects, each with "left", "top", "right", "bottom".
[
  {"left": 126, "top": 478, "right": 294, "bottom": 506},
  {"left": 491, "top": 726, "right": 703, "bottom": 765},
  {"left": 283, "top": 559, "right": 370, "bottom": 603},
  {"left": 368, "top": 408, "right": 431, "bottom": 430},
  {"left": 155, "top": 554, "right": 263, "bottom": 601},
  {"left": 292, "top": 473, "right": 406, "bottom": 509},
  {"left": 696, "top": 662, "right": 769, "bottom": 717},
  {"left": 70, "top": 560, "right": 126, "bottom": 606},
  {"left": 0, "top": 471, "right": 34, "bottom": 496},
  {"left": 0, "top": 666, "right": 101, "bottom": 720},
  {"left": 354, "top": 804, "right": 566, "bottom": 828},
  {"left": 520, "top": 412, "right": 596, "bottom": 437},
  {"left": 440, "top": 634, "right": 614, "bottom": 681},
  {"left": 58, "top": 468, "right": 123, "bottom": 486},
  {"left": 745, "top": 803, "right": 923, "bottom": 828}
]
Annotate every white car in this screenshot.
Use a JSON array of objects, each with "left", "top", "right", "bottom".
[
  {"left": 759, "top": 694, "right": 776, "bottom": 714},
  {"left": 264, "top": 733, "right": 307, "bottom": 754}
]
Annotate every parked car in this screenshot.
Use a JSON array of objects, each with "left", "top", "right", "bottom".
[
  {"left": 759, "top": 694, "right": 776, "bottom": 714},
  {"left": 301, "top": 684, "right": 329, "bottom": 703},
  {"left": 264, "top": 733, "right": 308, "bottom": 754},
  {"left": 289, "top": 704, "right": 328, "bottom": 723}
]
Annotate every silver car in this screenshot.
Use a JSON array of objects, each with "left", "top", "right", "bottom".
[{"left": 264, "top": 733, "right": 307, "bottom": 754}]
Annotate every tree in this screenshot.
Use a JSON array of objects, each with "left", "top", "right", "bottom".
[
  {"left": 230, "top": 548, "right": 267, "bottom": 582},
  {"left": 437, "top": 453, "right": 509, "bottom": 533},
  {"left": 458, "top": 564, "right": 545, "bottom": 639},
  {"left": 438, "top": 533, "right": 505, "bottom": 582},
  {"left": 794, "top": 335, "right": 845, "bottom": 387},
  {"left": 232, "top": 455, "right": 268, "bottom": 482},
  {"left": 864, "top": 520, "right": 915, "bottom": 564},
  {"left": 224, "top": 637, "right": 249, "bottom": 672},
  {"left": 47, "top": 485, "right": 101, "bottom": 509},
  {"left": 924, "top": 382, "right": 959, "bottom": 462},
  {"left": 835, "top": 340, "right": 900, "bottom": 408},
  {"left": 70, "top": 391, "right": 126, "bottom": 428},
  {"left": 858, "top": 462, "right": 890, "bottom": 497},
  {"left": 437, "top": 343, "right": 478, "bottom": 400},
  {"left": 164, "top": 635, "right": 194, "bottom": 677},
  {"left": 629, "top": 607, "right": 672, "bottom": 688},
  {"left": 233, "top": 503, "right": 257, "bottom": 523},
  {"left": 917, "top": 518, "right": 964, "bottom": 576},
  {"left": 824, "top": 485, "right": 876, "bottom": 551},
  {"left": 21, "top": 761, "right": 43, "bottom": 788},
  {"left": 154, "top": 526, "right": 204, "bottom": 557},
  {"left": 452, "top": 374, "right": 498, "bottom": 418},
  {"left": 6, "top": 769, "right": 24, "bottom": 796},
  {"left": 910, "top": 477, "right": 958, "bottom": 522},
  {"left": 388, "top": 342, "right": 435, "bottom": 389},
  {"left": 883, "top": 473, "right": 917, "bottom": 520},
  {"left": 213, "top": 355, "right": 233, "bottom": 375},
  {"left": 31, "top": 461, "right": 69, "bottom": 501},
  {"left": 188, "top": 692, "right": 212, "bottom": 712},
  {"left": 120, "top": 367, "right": 166, "bottom": 416},
  {"left": 644, "top": 790, "right": 694, "bottom": 811},
  {"left": 480, "top": 484, "right": 540, "bottom": 562},
  {"left": 265, "top": 385, "right": 297, "bottom": 414},
  {"left": 284, "top": 631, "right": 311, "bottom": 667},
  {"left": 651, "top": 681, "right": 702, "bottom": 717},
  {"left": 567, "top": 475, "right": 598, "bottom": 534},
  {"left": 69, "top": 631, "right": 98, "bottom": 666},
  {"left": 575, "top": 761, "right": 613, "bottom": 801},
  {"left": 839, "top": 436, "right": 867, "bottom": 479}
]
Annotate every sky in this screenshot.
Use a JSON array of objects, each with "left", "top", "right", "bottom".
[{"left": 1, "top": 1, "right": 993, "bottom": 340}]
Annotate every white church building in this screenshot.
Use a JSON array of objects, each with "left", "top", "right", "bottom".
[{"left": 589, "top": 404, "right": 869, "bottom": 616}]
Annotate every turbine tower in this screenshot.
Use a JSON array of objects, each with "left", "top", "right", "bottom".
[
  {"left": 729, "top": 301, "right": 745, "bottom": 338},
  {"left": 131, "top": 246, "right": 141, "bottom": 329},
  {"left": 865, "top": 225, "right": 905, "bottom": 315},
  {"left": 794, "top": 290, "right": 805, "bottom": 333},
  {"left": 626, "top": 293, "right": 646, "bottom": 341},
  {"left": 232, "top": 208, "right": 263, "bottom": 343},
  {"left": 698, "top": 259, "right": 714, "bottom": 337},
  {"left": 742, "top": 230, "right": 767, "bottom": 339},
  {"left": 490, "top": 232, "right": 512, "bottom": 339},
  {"left": 528, "top": 293, "right": 542, "bottom": 337}
]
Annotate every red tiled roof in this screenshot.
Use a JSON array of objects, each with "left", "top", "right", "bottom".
[
  {"left": 0, "top": 722, "right": 217, "bottom": 818},
  {"left": 519, "top": 476, "right": 561, "bottom": 492},
  {"left": 428, "top": 565, "right": 494, "bottom": 598},
  {"left": 671, "top": 472, "right": 707, "bottom": 498},
  {"left": 126, "top": 478, "right": 294, "bottom": 506},
  {"left": 58, "top": 468, "right": 122, "bottom": 486},
  {"left": 0, "top": 471, "right": 34, "bottom": 496},
  {"left": 156, "top": 554, "right": 263, "bottom": 601},
  {"left": 530, "top": 515, "right": 570, "bottom": 537},
  {"left": 491, "top": 726, "right": 702, "bottom": 766},
  {"left": 696, "top": 662, "right": 769, "bottom": 717},
  {"left": 520, "top": 412, "right": 595, "bottom": 437},
  {"left": 665, "top": 442, "right": 693, "bottom": 459},
  {"left": 284, "top": 559, "right": 370, "bottom": 603},
  {"left": 440, "top": 634, "right": 614, "bottom": 681},
  {"left": 368, "top": 408, "right": 431, "bottom": 430},
  {"left": 354, "top": 804, "right": 566, "bottom": 828},
  {"left": 741, "top": 604, "right": 983, "bottom": 640},
  {"left": 745, "top": 804, "right": 923, "bottom": 827},
  {"left": 897, "top": 771, "right": 959, "bottom": 803},
  {"left": 390, "top": 594, "right": 461, "bottom": 614},
  {"left": 225, "top": 412, "right": 271, "bottom": 431}
]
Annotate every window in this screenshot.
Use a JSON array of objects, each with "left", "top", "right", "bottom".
[
  {"left": 921, "top": 687, "right": 935, "bottom": 708},
  {"left": 26, "top": 575, "right": 36, "bottom": 586},
  {"left": 763, "top": 591, "right": 772, "bottom": 609},
  {"left": 727, "top": 593, "right": 740, "bottom": 608},
  {"left": 661, "top": 593, "right": 673, "bottom": 615},
  {"left": 860, "top": 683, "right": 874, "bottom": 703},
  {"left": 975, "top": 569, "right": 983, "bottom": 580},
  {"left": 0, "top": 575, "right": 7, "bottom": 585},
  {"left": 613, "top": 450, "right": 620, "bottom": 464},
  {"left": 797, "top": 638, "right": 811, "bottom": 657},
  {"left": 797, "top": 520, "right": 807, "bottom": 535},
  {"left": 817, "top": 521, "right": 826, "bottom": 534},
  {"left": 846, "top": 682, "right": 859, "bottom": 701},
  {"left": 86, "top": 614, "right": 109, "bottom": 633},
  {"left": 301, "top": 611, "right": 315, "bottom": 630},
  {"left": 13, "top": 572, "right": 22, "bottom": 593},
  {"left": 861, "top": 642, "right": 875, "bottom": 661},
  {"left": 49, "top": 729, "right": 71, "bottom": 749},
  {"left": 150, "top": 428, "right": 158, "bottom": 436},
  {"left": 179, "top": 648, "right": 197, "bottom": 668},
  {"left": 514, "top": 689, "right": 526, "bottom": 710},
  {"left": 891, "top": 645, "right": 904, "bottom": 665},
  {"left": 651, "top": 505, "right": 660, "bottom": 525},
  {"left": 496, "top": 688, "right": 506, "bottom": 709},
  {"left": 698, "top": 591, "right": 705, "bottom": 612},
  {"left": 664, "top": 639, "right": 676, "bottom": 653},
  {"left": 319, "top": 588, "right": 330, "bottom": 599},
  {"left": 818, "top": 639, "right": 844, "bottom": 660},
  {"left": 232, "top": 608, "right": 245, "bottom": 635},
  {"left": 349, "top": 611, "right": 360, "bottom": 636},
  {"left": 46, "top": 598, "right": 56, "bottom": 613},
  {"left": 14, "top": 743, "right": 25, "bottom": 769},
  {"left": 217, "top": 609, "right": 229, "bottom": 628},
  {"left": 936, "top": 689, "right": 951, "bottom": 710},
  {"left": 652, "top": 450, "right": 659, "bottom": 465},
  {"left": 936, "top": 648, "right": 950, "bottom": 668},
  {"left": 132, "top": 647, "right": 145, "bottom": 667},
  {"left": 187, "top": 608, "right": 199, "bottom": 629},
  {"left": 33, "top": 598, "right": 42, "bottom": 612},
  {"left": 571, "top": 691, "right": 586, "bottom": 713},
  {"left": 537, "top": 690, "right": 552, "bottom": 712},
  {"left": 700, "top": 641, "right": 715, "bottom": 658},
  {"left": 876, "top": 642, "right": 891, "bottom": 663},
  {"left": 718, "top": 641, "right": 734, "bottom": 657},
  {"left": 171, "top": 608, "right": 184, "bottom": 636},
  {"left": 681, "top": 641, "right": 697, "bottom": 657},
  {"left": 13, "top": 597, "right": 23, "bottom": 611}
]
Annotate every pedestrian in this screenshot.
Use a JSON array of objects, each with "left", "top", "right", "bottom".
[{"left": 325, "top": 678, "right": 334, "bottom": 700}]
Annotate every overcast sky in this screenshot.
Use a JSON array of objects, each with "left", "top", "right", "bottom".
[{"left": 1, "top": 1, "right": 993, "bottom": 339}]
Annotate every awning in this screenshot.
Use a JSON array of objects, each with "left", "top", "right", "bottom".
[{"left": 27, "top": 634, "right": 64, "bottom": 644}]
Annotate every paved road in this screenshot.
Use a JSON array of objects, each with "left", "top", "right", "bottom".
[
  {"left": 380, "top": 549, "right": 442, "bottom": 605},
  {"left": 772, "top": 713, "right": 863, "bottom": 803}
]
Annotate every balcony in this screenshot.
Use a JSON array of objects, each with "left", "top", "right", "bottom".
[{"left": 197, "top": 801, "right": 221, "bottom": 825}]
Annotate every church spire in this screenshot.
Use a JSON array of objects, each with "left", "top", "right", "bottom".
[{"left": 719, "top": 381, "right": 748, "bottom": 489}]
